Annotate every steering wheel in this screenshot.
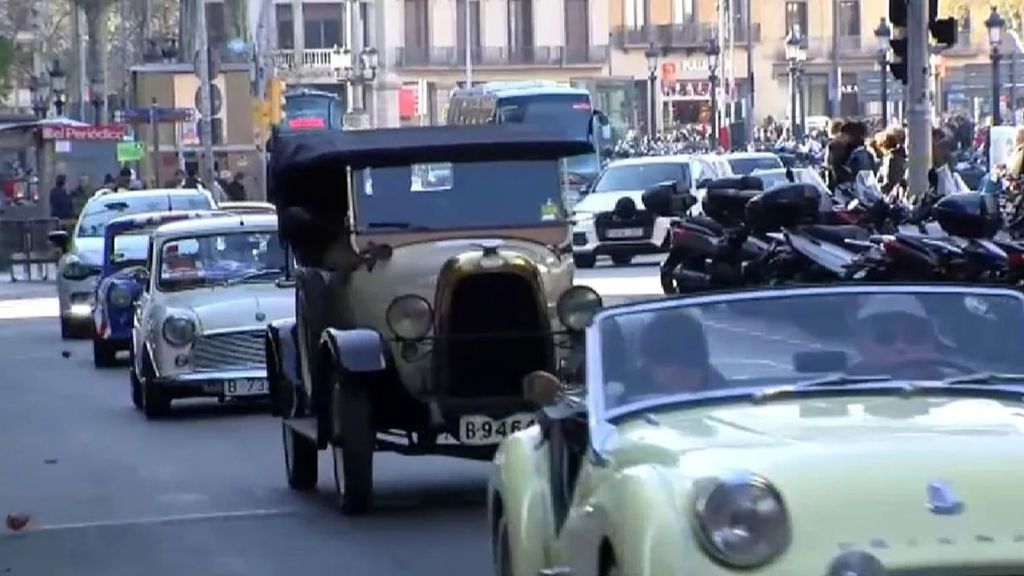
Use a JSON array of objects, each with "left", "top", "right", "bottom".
[{"left": 880, "top": 357, "right": 976, "bottom": 379}]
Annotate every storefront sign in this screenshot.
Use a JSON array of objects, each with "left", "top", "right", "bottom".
[{"left": 41, "top": 124, "right": 127, "bottom": 141}]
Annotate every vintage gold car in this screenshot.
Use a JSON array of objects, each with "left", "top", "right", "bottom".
[
  {"left": 489, "top": 283, "right": 1024, "bottom": 576},
  {"left": 264, "top": 124, "right": 600, "bottom": 515}
]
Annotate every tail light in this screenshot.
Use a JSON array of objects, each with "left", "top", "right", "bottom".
[
  {"left": 1008, "top": 251, "right": 1024, "bottom": 268},
  {"left": 670, "top": 227, "right": 690, "bottom": 244}
]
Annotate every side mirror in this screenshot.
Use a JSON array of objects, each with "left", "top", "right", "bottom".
[
  {"left": 275, "top": 277, "right": 297, "bottom": 289},
  {"left": 641, "top": 182, "right": 674, "bottom": 217},
  {"left": 132, "top": 268, "right": 150, "bottom": 283},
  {"left": 696, "top": 178, "right": 712, "bottom": 189},
  {"left": 673, "top": 179, "right": 691, "bottom": 195},
  {"left": 793, "top": 350, "right": 849, "bottom": 373},
  {"left": 523, "top": 370, "right": 562, "bottom": 407},
  {"left": 48, "top": 230, "right": 70, "bottom": 252}
]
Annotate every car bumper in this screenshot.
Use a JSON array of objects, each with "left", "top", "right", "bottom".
[
  {"left": 571, "top": 217, "right": 672, "bottom": 256},
  {"left": 58, "top": 276, "right": 98, "bottom": 319},
  {"left": 153, "top": 368, "right": 270, "bottom": 400}
]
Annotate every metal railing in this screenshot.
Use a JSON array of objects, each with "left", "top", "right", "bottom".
[
  {"left": 612, "top": 22, "right": 762, "bottom": 48},
  {"left": 272, "top": 48, "right": 338, "bottom": 70},
  {"left": 393, "top": 45, "right": 607, "bottom": 68},
  {"left": 0, "top": 217, "right": 62, "bottom": 281}
]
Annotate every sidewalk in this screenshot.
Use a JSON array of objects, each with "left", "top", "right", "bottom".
[{"left": 0, "top": 265, "right": 58, "bottom": 301}]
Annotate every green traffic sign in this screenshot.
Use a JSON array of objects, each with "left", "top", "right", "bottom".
[{"left": 116, "top": 141, "right": 145, "bottom": 163}]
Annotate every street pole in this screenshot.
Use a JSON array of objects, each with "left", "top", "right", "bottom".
[
  {"left": 789, "top": 61, "right": 797, "bottom": 140},
  {"left": 798, "top": 67, "right": 807, "bottom": 142},
  {"left": 880, "top": 55, "right": 889, "bottom": 127},
  {"left": 709, "top": 72, "right": 719, "bottom": 150},
  {"left": 993, "top": 46, "right": 1003, "bottom": 125},
  {"left": 830, "top": 0, "right": 841, "bottom": 118},
  {"left": 906, "top": 0, "right": 932, "bottom": 201},
  {"left": 745, "top": 0, "right": 754, "bottom": 143},
  {"left": 196, "top": 0, "right": 216, "bottom": 185},
  {"left": 648, "top": 72, "right": 657, "bottom": 138},
  {"left": 464, "top": 0, "right": 473, "bottom": 87},
  {"left": 149, "top": 97, "right": 161, "bottom": 186}
]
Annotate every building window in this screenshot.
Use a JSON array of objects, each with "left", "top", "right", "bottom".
[
  {"left": 956, "top": 5, "right": 971, "bottom": 47},
  {"left": 508, "top": 0, "right": 535, "bottom": 61},
  {"left": 303, "top": 3, "right": 343, "bottom": 49},
  {"left": 404, "top": 0, "right": 430, "bottom": 62},
  {"left": 275, "top": 5, "right": 294, "bottom": 50},
  {"left": 565, "top": 0, "right": 590, "bottom": 62},
  {"left": 785, "top": 1, "right": 807, "bottom": 38},
  {"left": 672, "top": 0, "right": 693, "bottom": 24},
  {"left": 838, "top": 0, "right": 860, "bottom": 37},
  {"left": 623, "top": 0, "right": 645, "bottom": 28},
  {"left": 360, "top": 1, "right": 372, "bottom": 47},
  {"left": 206, "top": 2, "right": 227, "bottom": 51},
  {"left": 456, "top": 0, "right": 482, "bottom": 60}
]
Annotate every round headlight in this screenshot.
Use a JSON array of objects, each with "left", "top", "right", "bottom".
[
  {"left": 693, "top": 472, "right": 791, "bottom": 568},
  {"left": 109, "top": 284, "right": 133, "bottom": 308},
  {"left": 162, "top": 316, "right": 197, "bottom": 347},
  {"left": 556, "top": 286, "right": 602, "bottom": 331},
  {"left": 385, "top": 295, "right": 433, "bottom": 340}
]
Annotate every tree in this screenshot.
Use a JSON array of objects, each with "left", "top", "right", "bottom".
[{"left": 0, "top": 37, "right": 17, "bottom": 98}]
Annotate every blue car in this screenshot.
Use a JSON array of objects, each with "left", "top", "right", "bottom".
[{"left": 92, "top": 210, "right": 221, "bottom": 367}]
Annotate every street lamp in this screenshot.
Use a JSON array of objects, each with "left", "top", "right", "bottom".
[
  {"left": 987, "top": 5, "right": 1006, "bottom": 124},
  {"left": 875, "top": 18, "right": 892, "bottom": 127},
  {"left": 48, "top": 59, "right": 66, "bottom": 117},
  {"left": 644, "top": 43, "right": 660, "bottom": 138},
  {"left": 705, "top": 37, "right": 721, "bottom": 150},
  {"left": 784, "top": 28, "right": 805, "bottom": 141},
  {"left": 90, "top": 79, "right": 104, "bottom": 125}
]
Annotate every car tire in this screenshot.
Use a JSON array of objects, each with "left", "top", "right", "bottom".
[
  {"left": 611, "top": 254, "right": 633, "bottom": 266},
  {"left": 60, "top": 316, "right": 71, "bottom": 340},
  {"left": 282, "top": 422, "right": 318, "bottom": 491},
  {"left": 93, "top": 338, "right": 118, "bottom": 368},
  {"left": 573, "top": 254, "right": 596, "bottom": 269},
  {"left": 331, "top": 379, "right": 374, "bottom": 515},
  {"left": 129, "top": 345, "right": 143, "bottom": 410},
  {"left": 494, "top": 513, "right": 513, "bottom": 576},
  {"left": 140, "top": 353, "right": 170, "bottom": 419}
]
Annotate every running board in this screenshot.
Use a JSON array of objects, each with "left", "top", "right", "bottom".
[{"left": 283, "top": 417, "right": 318, "bottom": 441}]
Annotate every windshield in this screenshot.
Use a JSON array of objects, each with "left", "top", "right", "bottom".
[
  {"left": 727, "top": 156, "right": 784, "bottom": 176},
  {"left": 352, "top": 159, "right": 567, "bottom": 232},
  {"left": 108, "top": 233, "right": 151, "bottom": 270},
  {"left": 283, "top": 94, "right": 342, "bottom": 130},
  {"left": 754, "top": 169, "right": 827, "bottom": 192},
  {"left": 497, "top": 93, "right": 599, "bottom": 176},
  {"left": 595, "top": 289, "right": 1024, "bottom": 414},
  {"left": 157, "top": 231, "right": 286, "bottom": 291},
  {"left": 77, "top": 194, "right": 214, "bottom": 238},
  {"left": 592, "top": 163, "right": 690, "bottom": 193}
]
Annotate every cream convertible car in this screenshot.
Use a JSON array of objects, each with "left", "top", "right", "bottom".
[{"left": 490, "top": 283, "right": 1024, "bottom": 576}]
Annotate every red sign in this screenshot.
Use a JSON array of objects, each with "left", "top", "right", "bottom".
[
  {"left": 41, "top": 124, "right": 127, "bottom": 140},
  {"left": 287, "top": 117, "right": 326, "bottom": 129},
  {"left": 399, "top": 85, "right": 419, "bottom": 120}
]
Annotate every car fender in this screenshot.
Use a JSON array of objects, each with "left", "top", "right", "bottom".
[
  {"left": 319, "top": 327, "right": 388, "bottom": 374},
  {"left": 489, "top": 428, "right": 557, "bottom": 576},
  {"left": 266, "top": 319, "right": 305, "bottom": 417},
  {"left": 562, "top": 466, "right": 693, "bottom": 576}
]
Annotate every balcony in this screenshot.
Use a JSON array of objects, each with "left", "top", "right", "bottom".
[
  {"left": 272, "top": 48, "right": 337, "bottom": 70},
  {"left": 393, "top": 45, "right": 607, "bottom": 68},
  {"left": 612, "top": 22, "right": 761, "bottom": 49}
]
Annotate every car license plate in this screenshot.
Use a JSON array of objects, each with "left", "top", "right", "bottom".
[
  {"left": 224, "top": 378, "right": 269, "bottom": 397},
  {"left": 459, "top": 414, "right": 535, "bottom": 445},
  {"left": 606, "top": 227, "right": 644, "bottom": 239}
]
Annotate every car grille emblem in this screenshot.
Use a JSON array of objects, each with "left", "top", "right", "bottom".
[
  {"left": 926, "top": 480, "right": 964, "bottom": 515},
  {"left": 255, "top": 311, "right": 266, "bottom": 322}
]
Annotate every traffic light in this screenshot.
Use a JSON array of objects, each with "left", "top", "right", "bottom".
[
  {"left": 888, "top": 0, "right": 908, "bottom": 84},
  {"left": 928, "top": 0, "right": 957, "bottom": 47},
  {"left": 267, "top": 78, "right": 286, "bottom": 125}
]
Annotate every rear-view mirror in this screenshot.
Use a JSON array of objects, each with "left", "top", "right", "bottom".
[
  {"left": 523, "top": 370, "right": 562, "bottom": 407},
  {"left": 793, "top": 350, "right": 849, "bottom": 373},
  {"left": 48, "top": 230, "right": 70, "bottom": 252}
]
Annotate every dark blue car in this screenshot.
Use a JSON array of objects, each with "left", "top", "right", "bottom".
[{"left": 92, "top": 210, "right": 221, "bottom": 367}]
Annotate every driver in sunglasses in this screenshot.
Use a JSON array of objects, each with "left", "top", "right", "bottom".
[{"left": 849, "top": 294, "right": 946, "bottom": 378}]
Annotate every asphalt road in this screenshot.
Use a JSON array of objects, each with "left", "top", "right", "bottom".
[{"left": 0, "top": 257, "right": 666, "bottom": 576}]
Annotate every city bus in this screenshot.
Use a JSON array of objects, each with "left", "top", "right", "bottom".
[
  {"left": 446, "top": 81, "right": 610, "bottom": 207},
  {"left": 281, "top": 88, "right": 343, "bottom": 131}
]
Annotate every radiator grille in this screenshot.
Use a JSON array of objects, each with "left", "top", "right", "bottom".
[{"left": 192, "top": 330, "right": 264, "bottom": 371}]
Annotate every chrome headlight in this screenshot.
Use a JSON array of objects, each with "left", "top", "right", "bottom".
[
  {"left": 109, "top": 284, "right": 133, "bottom": 308},
  {"left": 63, "top": 257, "right": 98, "bottom": 281},
  {"left": 385, "top": 295, "right": 433, "bottom": 340},
  {"left": 556, "top": 286, "right": 602, "bottom": 331},
  {"left": 162, "top": 315, "right": 197, "bottom": 347},
  {"left": 693, "top": 472, "right": 791, "bottom": 568}
]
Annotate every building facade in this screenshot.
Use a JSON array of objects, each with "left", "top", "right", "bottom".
[{"left": 269, "top": 0, "right": 612, "bottom": 127}]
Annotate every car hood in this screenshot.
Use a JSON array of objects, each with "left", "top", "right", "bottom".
[
  {"left": 613, "top": 395, "right": 1024, "bottom": 546},
  {"left": 73, "top": 237, "right": 104, "bottom": 265},
  {"left": 161, "top": 284, "right": 293, "bottom": 333},
  {"left": 573, "top": 190, "right": 648, "bottom": 214}
]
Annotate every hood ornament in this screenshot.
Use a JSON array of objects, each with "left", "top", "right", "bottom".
[
  {"left": 255, "top": 311, "right": 267, "bottom": 322},
  {"left": 927, "top": 480, "right": 964, "bottom": 515}
]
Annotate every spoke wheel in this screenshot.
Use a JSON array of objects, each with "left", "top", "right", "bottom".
[{"left": 331, "top": 380, "right": 374, "bottom": 515}]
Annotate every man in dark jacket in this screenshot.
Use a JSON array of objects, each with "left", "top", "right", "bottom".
[
  {"left": 225, "top": 172, "right": 247, "bottom": 201},
  {"left": 49, "top": 174, "right": 73, "bottom": 220}
]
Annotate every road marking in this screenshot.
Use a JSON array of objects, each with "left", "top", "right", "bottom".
[
  {"left": 0, "top": 297, "right": 59, "bottom": 320},
  {"left": 0, "top": 508, "right": 304, "bottom": 537}
]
